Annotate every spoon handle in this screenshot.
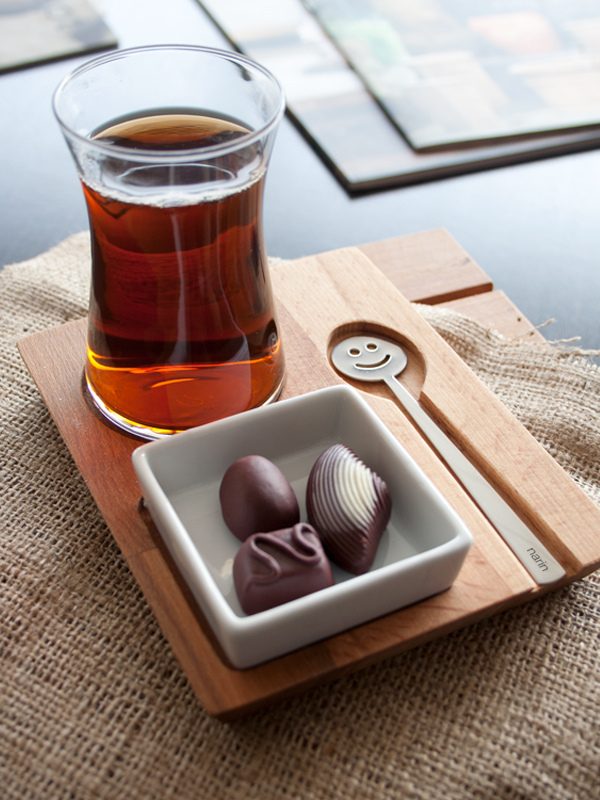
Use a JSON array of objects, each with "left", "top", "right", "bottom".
[{"left": 386, "top": 375, "right": 565, "bottom": 585}]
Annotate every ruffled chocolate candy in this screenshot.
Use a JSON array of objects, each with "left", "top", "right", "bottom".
[
  {"left": 306, "top": 444, "right": 392, "bottom": 575},
  {"left": 233, "top": 523, "right": 334, "bottom": 615}
]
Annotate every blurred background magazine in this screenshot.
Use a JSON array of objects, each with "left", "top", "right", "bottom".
[
  {"left": 0, "top": 0, "right": 116, "bottom": 73},
  {"left": 201, "top": 0, "right": 600, "bottom": 192},
  {"left": 304, "top": 0, "right": 600, "bottom": 150}
]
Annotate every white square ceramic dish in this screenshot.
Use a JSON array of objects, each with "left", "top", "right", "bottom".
[{"left": 132, "top": 385, "right": 473, "bottom": 669}]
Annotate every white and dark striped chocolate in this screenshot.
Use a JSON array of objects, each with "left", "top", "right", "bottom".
[{"left": 306, "top": 444, "right": 391, "bottom": 575}]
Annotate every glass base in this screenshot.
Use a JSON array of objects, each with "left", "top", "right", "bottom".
[{"left": 85, "top": 374, "right": 285, "bottom": 441}]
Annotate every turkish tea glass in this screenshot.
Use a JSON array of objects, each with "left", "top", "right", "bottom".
[{"left": 53, "top": 45, "right": 285, "bottom": 439}]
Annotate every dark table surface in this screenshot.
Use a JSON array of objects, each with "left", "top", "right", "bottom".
[{"left": 1, "top": 0, "right": 599, "bottom": 352}]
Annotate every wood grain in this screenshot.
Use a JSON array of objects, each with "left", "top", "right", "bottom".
[
  {"left": 359, "top": 228, "right": 493, "bottom": 304},
  {"left": 17, "top": 231, "right": 600, "bottom": 720},
  {"left": 439, "top": 289, "right": 547, "bottom": 342}
]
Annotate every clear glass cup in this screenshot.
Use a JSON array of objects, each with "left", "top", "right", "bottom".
[{"left": 53, "top": 45, "right": 285, "bottom": 439}]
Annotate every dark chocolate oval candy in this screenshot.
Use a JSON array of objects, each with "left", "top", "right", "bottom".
[{"left": 219, "top": 454, "right": 300, "bottom": 541}]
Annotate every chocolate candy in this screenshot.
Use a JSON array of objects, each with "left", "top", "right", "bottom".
[
  {"left": 233, "top": 523, "right": 334, "bottom": 615},
  {"left": 306, "top": 444, "right": 392, "bottom": 575},
  {"left": 219, "top": 455, "right": 300, "bottom": 541}
]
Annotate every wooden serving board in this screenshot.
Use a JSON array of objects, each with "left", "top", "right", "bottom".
[{"left": 18, "top": 229, "right": 600, "bottom": 720}]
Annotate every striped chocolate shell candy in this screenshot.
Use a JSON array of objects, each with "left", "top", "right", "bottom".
[{"left": 306, "top": 444, "right": 392, "bottom": 575}]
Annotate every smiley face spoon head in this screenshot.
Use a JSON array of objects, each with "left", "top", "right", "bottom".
[{"left": 331, "top": 335, "right": 408, "bottom": 383}]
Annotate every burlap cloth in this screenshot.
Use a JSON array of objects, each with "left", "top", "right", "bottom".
[{"left": 1, "top": 233, "right": 599, "bottom": 800}]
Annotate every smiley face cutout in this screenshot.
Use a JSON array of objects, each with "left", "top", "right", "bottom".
[{"left": 331, "top": 335, "right": 408, "bottom": 382}]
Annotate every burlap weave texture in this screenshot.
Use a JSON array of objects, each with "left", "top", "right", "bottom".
[{"left": 1, "top": 233, "right": 599, "bottom": 800}]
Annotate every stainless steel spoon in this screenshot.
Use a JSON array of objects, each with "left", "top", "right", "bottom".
[{"left": 331, "top": 334, "right": 565, "bottom": 585}]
